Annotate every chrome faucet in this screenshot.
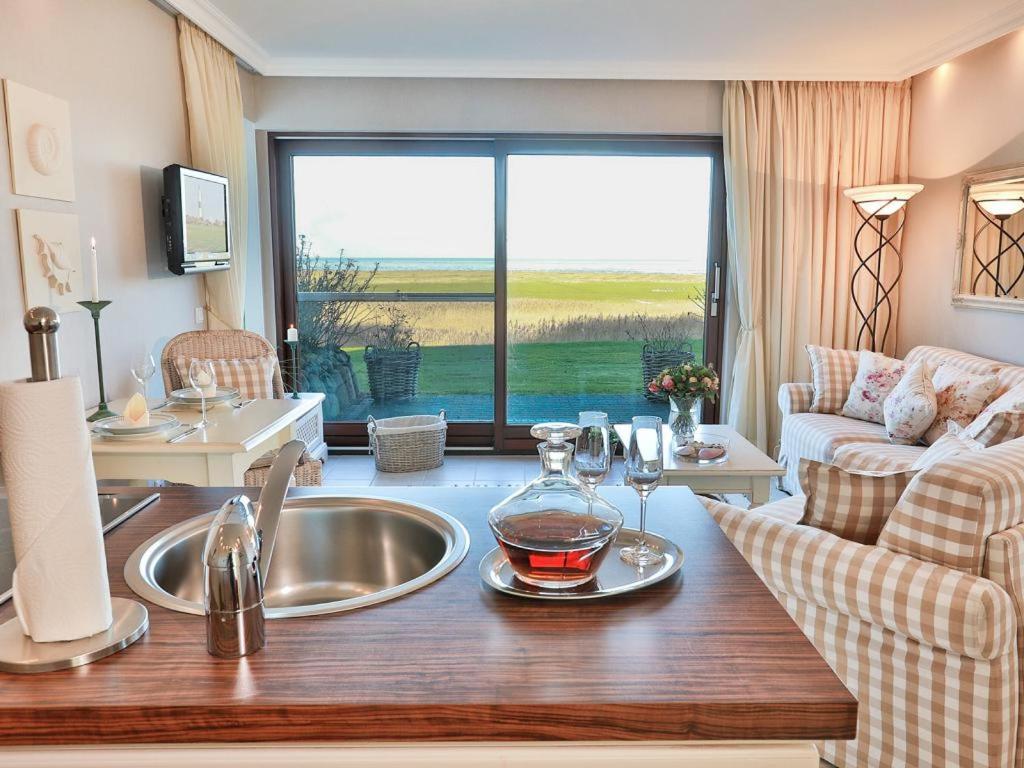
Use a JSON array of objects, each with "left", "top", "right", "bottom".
[{"left": 202, "top": 440, "right": 306, "bottom": 658}]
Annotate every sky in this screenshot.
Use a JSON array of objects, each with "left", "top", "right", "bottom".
[
  {"left": 183, "top": 175, "right": 227, "bottom": 222},
  {"left": 293, "top": 154, "right": 712, "bottom": 274}
]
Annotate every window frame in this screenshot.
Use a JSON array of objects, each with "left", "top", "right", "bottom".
[{"left": 269, "top": 132, "right": 727, "bottom": 451}]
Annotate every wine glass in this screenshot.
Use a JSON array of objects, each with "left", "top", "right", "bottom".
[
  {"left": 574, "top": 411, "right": 611, "bottom": 506},
  {"left": 620, "top": 416, "right": 664, "bottom": 567},
  {"left": 188, "top": 359, "right": 216, "bottom": 429},
  {"left": 130, "top": 349, "right": 156, "bottom": 402}
]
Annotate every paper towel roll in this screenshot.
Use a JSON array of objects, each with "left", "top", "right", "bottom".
[{"left": 0, "top": 377, "right": 112, "bottom": 642}]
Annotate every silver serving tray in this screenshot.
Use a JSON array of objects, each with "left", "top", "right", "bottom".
[
  {"left": 169, "top": 386, "right": 239, "bottom": 405},
  {"left": 479, "top": 528, "right": 683, "bottom": 600}
]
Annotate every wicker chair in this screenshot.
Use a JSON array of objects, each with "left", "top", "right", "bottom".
[{"left": 161, "top": 330, "right": 322, "bottom": 487}]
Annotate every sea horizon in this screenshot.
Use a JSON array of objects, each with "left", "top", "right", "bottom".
[{"left": 313, "top": 255, "right": 706, "bottom": 275}]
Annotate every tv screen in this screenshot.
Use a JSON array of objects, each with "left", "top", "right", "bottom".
[
  {"left": 183, "top": 173, "right": 228, "bottom": 258},
  {"left": 163, "top": 164, "right": 231, "bottom": 275}
]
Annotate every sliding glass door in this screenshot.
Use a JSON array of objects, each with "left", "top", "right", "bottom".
[
  {"left": 505, "top": 153, "right": 713, "bottom": 428},
  {"left": 273, "top": 136, "right": 725, "bottom": 449}
]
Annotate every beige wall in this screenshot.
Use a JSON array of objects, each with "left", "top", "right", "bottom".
[
  {"left": 0, "top": 0, "right": 202, "bottom": 402},
  {"left": 251, "top": 76, "right": 722, "bottom": 134},
  {"left": 900, "top": 30, "right": 1024, "bottom": 362}
]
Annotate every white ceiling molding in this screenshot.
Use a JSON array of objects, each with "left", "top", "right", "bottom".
[
  {"left": 161, "top": 0, "right": 271, "bottom": 73},
  {"left": 165, "top": 0, "right": 1024, "bottom": 81},
  {"left": 894, "top": 1, "right": 1024, "bottom": 78}
]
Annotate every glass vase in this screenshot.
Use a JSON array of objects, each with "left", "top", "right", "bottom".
[{"left": 668, "top": 395, "right": 700, "bottom": 439}]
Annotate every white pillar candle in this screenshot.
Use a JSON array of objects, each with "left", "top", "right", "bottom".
[
  {"left": 89, "top": 237, "right": 100, "bottom": 302},
  {"left": 286, "top": 325, "right": 299, "bottom": 342}
]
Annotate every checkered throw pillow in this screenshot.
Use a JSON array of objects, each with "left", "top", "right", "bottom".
[
  {"left": 175, "top": 356, "right": 276, "bottom": 400},
  {"left": 798, "top": 458, "right": 916, "bottom": 544},
  {"left": 806, "top": 345, "right": 859, "bottom": 414},
  {"left": 965, "top": 410, "right": 1024, "bottom": 448}
]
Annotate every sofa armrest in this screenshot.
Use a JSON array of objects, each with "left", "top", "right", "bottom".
[
  {"left": 778, "top": 382, "right": 814, "bottom": 417},
  {"left": 704, "top": 499, "right": 1015, "bottom": 660}
]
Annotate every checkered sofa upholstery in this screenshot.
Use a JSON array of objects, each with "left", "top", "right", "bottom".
[
  {"left": 778, "top": 346, "right": 1024, "bottom": 494},
  {"left": 708, "top": 432, "right": 1024, "bottom": 767}
]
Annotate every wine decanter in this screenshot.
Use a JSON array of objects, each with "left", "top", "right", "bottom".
[{"left": 487, "top": 422, "right": 624, "bottom": 589}]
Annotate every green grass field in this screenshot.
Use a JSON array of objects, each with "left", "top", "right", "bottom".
[
  {"left": 186, "top": 220, "right": 227, "bottom": 254},
  {"left": 345, "top": 339, "right": 705, "bottom": 395}
]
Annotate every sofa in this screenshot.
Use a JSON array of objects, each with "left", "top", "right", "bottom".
[
  {"left": 704, "top": 345, "right": 1024, "bottom": 767},
  {"left": 778, "top": 345, "right": 1024, "bottom": 494}
]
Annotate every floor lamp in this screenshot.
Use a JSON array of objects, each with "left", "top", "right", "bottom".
[
  {"left": 843, "top": 183, "right": 923, "bottom": 353},
  {"left": 968, "top": 183, "right": 1024, "bottom": 297}
]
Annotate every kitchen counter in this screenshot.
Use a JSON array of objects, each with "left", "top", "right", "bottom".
[{"left": 0, "top": 485, "right": 855, "bottom": 758}]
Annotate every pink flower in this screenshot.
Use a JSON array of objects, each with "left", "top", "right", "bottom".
[
  {"left": 648, "top": 382, "right": 661, "bottom": 393},
  {"left": 661, "top": 376, "right": 676, "bottom": 390}
]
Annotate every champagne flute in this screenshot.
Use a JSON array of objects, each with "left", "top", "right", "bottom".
[
  {"left": 188, "top": 359, "right": 216, "bottom": 429},
  {"left": 130, "top": 349, "right": 157, "bottom": 402},
  {"left": 574, "top": 411, "right": 611, "bottom": 512},
  {"left": 620, "top": 416, "right": 664, "bottom": 567}
]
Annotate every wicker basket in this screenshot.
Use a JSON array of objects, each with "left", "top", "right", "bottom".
[
  {"left": 364, "top": 343, "right": 422, "bottom": 402},
  {"left": 642, "top": 343, "right": 696, "bottom": 401},
  {"left": 368, "top": 410, "right": 447, "bottom": 473}
]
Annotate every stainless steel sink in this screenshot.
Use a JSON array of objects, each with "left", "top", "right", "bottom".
[{"left": 125, "top": 495, "right": 470, "bottom": 618}]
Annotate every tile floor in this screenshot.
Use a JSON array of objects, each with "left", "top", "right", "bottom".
[{"left": 322, "top": 453, "right": 787, "bottom": 506}]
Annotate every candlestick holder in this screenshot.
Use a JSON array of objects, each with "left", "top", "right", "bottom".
[
  {"left": 284, "top": 339, "right": 301, "bottom": 399},
  {"left": 78, "top": 300, "right": 117, "bottom": 421}
]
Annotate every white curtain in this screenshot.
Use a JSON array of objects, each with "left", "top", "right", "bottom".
[
  {"left": 722, "top": 80, "right": 912, "bottom": 453},
  {"left": 177, "top": 17, "right": 247, "bottom": 330}
]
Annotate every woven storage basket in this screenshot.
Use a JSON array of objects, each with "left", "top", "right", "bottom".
[
  {"left": 364, "top": 342, "right": 422, "bottom": 402},
  {"left": 368, "top": 410, "right": 447, "bottom": 473},
  {"left": 642, "top": 344, "right": 696, "bottom": 401}
]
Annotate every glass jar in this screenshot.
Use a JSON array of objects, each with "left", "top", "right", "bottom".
[{"left": 487, "top": 422, "right": 624, "bottom": 589}]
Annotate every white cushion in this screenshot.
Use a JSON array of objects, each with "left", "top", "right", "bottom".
[
  {"left": 883, "top": 360, "right": 936, "bottom": 445},
  {"left": 923, "top": 363, "right": 999, "bottom": 445},
  {"left": 842, "top": 351, "right": 906, "bottom": 424}
]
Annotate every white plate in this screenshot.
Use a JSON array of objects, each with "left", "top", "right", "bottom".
[
  {"left": 479, "top": 528, "right": 683, "bottom": 600},
  {"left": 169, "top": 387, "right": 239, "bottom": 405},
  {"left": 92, "top": 413, "right": 180, "bottom": 438}
]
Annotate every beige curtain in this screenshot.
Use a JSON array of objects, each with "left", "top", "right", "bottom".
[
  {"left": 722, "top": 80, "right": 911, "bottom": 453},
  {"left": 177, "top": 17, "right": 247, "bottom": 330}
]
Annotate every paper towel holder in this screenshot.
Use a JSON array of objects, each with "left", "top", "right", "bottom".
[
  {"left": 0, "top": 309, "right": 151, "bottom": 674},
  {"left": 0, "top": 598, "right": 149, "bottom": 674}
]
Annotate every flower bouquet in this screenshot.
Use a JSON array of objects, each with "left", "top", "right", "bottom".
[{"left": 647, "top": 362, "right": 720, "bottom": 439}]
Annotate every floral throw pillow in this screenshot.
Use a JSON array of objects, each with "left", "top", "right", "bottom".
[
  {"left": 923, "top": 364, "right": 999, "bottom": 445},
  {"left": 883, "top": 360, "right": 936, "bottom": 445},
  {"left": 806, "top": 345, "right": 859, "bottom": 414},
  {"left": 842, "top": 351, "right": 906, "bottom": 424}
]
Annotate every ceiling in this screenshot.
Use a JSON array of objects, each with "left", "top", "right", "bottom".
[{"left": 165, "top": 0, "right": 1024, "bottom": 80}]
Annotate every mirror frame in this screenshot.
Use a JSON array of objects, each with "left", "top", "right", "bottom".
[{"left": 953, "top": 162, "right": 1024, "bottom": 313}]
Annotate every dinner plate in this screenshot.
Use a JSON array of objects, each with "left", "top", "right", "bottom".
[
  {"left": 169, "top": 387, "right": 239, "bottom": 405},
  {"left": 91, "top": 413, "right": 180, "bottom": 439}
]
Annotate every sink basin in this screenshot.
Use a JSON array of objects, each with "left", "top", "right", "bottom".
[{"left": 125, "top": 495, "right": 470, "bottom": 618}]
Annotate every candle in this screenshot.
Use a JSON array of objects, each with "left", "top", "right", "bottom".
[
  {"left": 89, "top": 237, "right": 99, "bottom": 302},
  {"left": 286, "top": 325, "right": 299, "bottom": 343}
]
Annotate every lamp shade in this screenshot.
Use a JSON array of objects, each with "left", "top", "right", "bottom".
[
  {"left": 844, "top": 184, "right": 924, "bottom": 217},
  {"left": 970, "top": 183, "right": 1024, "bottom": 218}
]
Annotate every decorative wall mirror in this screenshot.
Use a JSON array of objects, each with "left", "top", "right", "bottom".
[{"left": 954, "top": 164, "right": 1024, "bottom": 312}]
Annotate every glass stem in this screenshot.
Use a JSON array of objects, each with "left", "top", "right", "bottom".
[
  {"left": 201, "top": 396, "right": 207, "bottom": 426},
  {"left": 638, "top": 491, "right": 648, "bottom": 549}
]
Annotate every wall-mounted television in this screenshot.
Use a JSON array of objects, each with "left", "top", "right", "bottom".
[{"left": 162, "top": 164, "right": 231, "bottom": 275}]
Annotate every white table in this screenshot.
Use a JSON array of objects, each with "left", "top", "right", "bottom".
[
  {"left": 613, "top": 423, "right": 784, "bottom": 506},
  {"left": 90, "top": 393, "right": 325, "bottom": 487}
]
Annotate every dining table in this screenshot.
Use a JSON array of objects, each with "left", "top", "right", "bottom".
[{"left": 89, "top": 393, "right": 325, "bottom": 487}]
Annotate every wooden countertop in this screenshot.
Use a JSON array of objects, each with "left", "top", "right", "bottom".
[{"left": 0, "top": 485, "right": 856, "bottom": 745}]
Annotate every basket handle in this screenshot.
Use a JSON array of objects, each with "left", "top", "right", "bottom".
[{"left": 407, "top": 341, "right": 421, "bottom": 350}]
